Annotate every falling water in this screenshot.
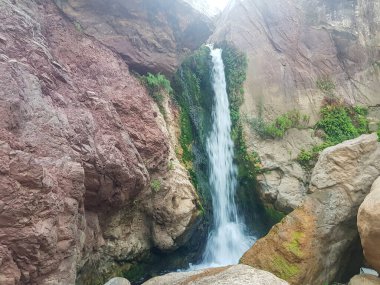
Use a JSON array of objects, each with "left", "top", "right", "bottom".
[{"left": 197, "top": 46, "right": 254, "bottom": 268}]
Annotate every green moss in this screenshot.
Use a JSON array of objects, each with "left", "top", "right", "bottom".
[
  {"left": 172, "top": 45, "right": 213, "bottom": 210},
  {"left": 76, "top": 260, "right": 133, "bottom": 285},
  {"left": 218, "top": 42, "right": 260, "bottom": 180},
  {"left": 122, "top": 263, "right": 148, "bottom": 283},
  {"left": 286, "top": 232, "right": 304, "bottom": 257},
  {"left": 264, "top": 205, "right": 286, "bottom": 224},
  {"left": 271, "top": 255, "right": 301, "bottom": 281},
  {"left": 150, "top": 179, "right": 161, "bottom": 192}
]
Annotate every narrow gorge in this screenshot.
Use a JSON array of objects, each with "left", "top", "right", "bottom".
[{"left": 1, "top": 0, "right": 380, "bottom": 285}]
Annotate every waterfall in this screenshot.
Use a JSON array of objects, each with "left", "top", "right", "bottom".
[{"left": 197, "top": 46, "right": 254, "bottom": 268}]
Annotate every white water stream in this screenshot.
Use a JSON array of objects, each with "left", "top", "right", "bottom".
[{"left": 193, "top": 46, "right": 254, "bottom": 269}]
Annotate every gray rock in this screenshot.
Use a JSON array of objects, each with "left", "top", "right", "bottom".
[{"left": 358, "top": 177, "right": 380, "bottom": 272}]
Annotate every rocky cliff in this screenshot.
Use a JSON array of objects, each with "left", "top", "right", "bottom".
[
  {"left": 210, "top": 0, "right": 380, "bottom": 212},
  {"left": 0, "top": 1, "right": 201, "bottom": 284},
  {"left": 54, "top": 0, "right": 214, "bottom": 75},
  {"left": 241, "top": 134, "right": 380, "bottom": 284}
]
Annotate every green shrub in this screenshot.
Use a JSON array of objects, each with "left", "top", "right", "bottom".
[
  {"left": 142, "top": 73, "right": 172, "bottom": 115},
  {"left": 297, "top": 149, "right": 314, "bottom": 167},
  {"left": 316, "top": 104, "right": 368, "bottom": 145},
  {"left": 377, "top": 124, "right": 380, "bottom": 142},
  {"left": 251, "top": 110, "right": 308, "bottom": 139},
  {"left": 150, "top": 179, "right": 161, "bottom": 193},
  {"left": 297, "top": 101, "right": 369, "bottom": 168}
]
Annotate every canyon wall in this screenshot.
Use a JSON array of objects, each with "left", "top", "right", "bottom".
[
  {"left": 211, "top": 0, "right": 380, "bottom": 211},
  {"left": 0, "top": 1, "right": 202, "bottom": 284}
]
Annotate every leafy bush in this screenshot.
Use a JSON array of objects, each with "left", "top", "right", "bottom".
[
  {"left": 297, "top": 149, "right": 314, "bottom": 168},
  {"left": 316, "top": 103, "right": 368, "bottom": 144},
  {"left": 377, "top": 124, "right": 380, "bottom": 142},
  {"left": 142, "top": 73, "right": 172, "bottom": 115},
  {"left": 297, "top": 101, "right": 369, "bottom": 168},
  {"left": 251, "top": 110, "right": 309, "bottom": 139}
]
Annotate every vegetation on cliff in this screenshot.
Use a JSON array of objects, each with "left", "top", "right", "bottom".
[
  {"left": 173, "top": 43, "right": 280, "bottom": 235},
  {"left": 172, "top": 46, "right": 214, "bottom": 204},
  {"left": 251, "top": 110, "right": 310, "bottom": 139},
  {"left": 297, "top": 99, "right": 369, "bottom": 168},
  {"left": 142, "top": 72, "right": 173, "bottom": 115}
]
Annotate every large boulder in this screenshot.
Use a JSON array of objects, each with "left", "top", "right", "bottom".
[
  {"left": 142, "top": 264, "right": 289, "bottom": 285},
  {"left": 358, "top": 177, "right": 380, "bottom": 272},
  {"left": 241, "top": 134, "right": 380, "bottom": 285}
]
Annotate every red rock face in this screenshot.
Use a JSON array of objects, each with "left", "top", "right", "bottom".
[{"left": 0, "top": 0, "right": 172, "bottom": 284}]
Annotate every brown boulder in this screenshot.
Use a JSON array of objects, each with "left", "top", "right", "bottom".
[{"left": 358, "top": 177, "right": 380, "bottom": 273}]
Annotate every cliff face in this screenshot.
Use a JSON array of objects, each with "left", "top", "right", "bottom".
[
  {"left": 0, "top": 1, "right": 200, "bottom": 284},
  {"left": 241, "top": 134, "right": 380, "bottom": 284},
  {"left": 211, "top": 0, "right": 380, "bottom": 211},
  {"left": 54, "top": 0, "right": 214, "bottom": 75},
  {"left": 212, "top": 0, "right": 380, "bottom": 118}
]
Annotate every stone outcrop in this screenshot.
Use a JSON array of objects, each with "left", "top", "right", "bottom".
[
  {"left": 254, "top": 128, "right": 322, "bottom": 212},
  {"left": 54, "top": 0, "right": 214, "bottom": 75},
  {"left": 241, "top": 134, "right": 380, "bottom": 285},
  {"left": 0, "top": 1, "right": 200, "bottom": 284},
  {"left": 212, "top": 0, "right": 380, "bottom": 121},
  {"left": 349, "top": 275, "right": 380, "bottom": 285},
  {"left": 142, "top": 264, "right": 289, "bottom": 285},
  {"left": 358, "top": 177, "right": 380, "bottom": 273},
  {"left": 210, "top": 0, "right": 380, "bottom": 211}
]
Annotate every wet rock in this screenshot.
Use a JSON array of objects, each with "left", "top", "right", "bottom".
[
  {"left": 358, "top": 177, "right": 380, "bottom": 272},
  {"left": 241, "top": 134, "right": 380, "bottom": 285}
]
